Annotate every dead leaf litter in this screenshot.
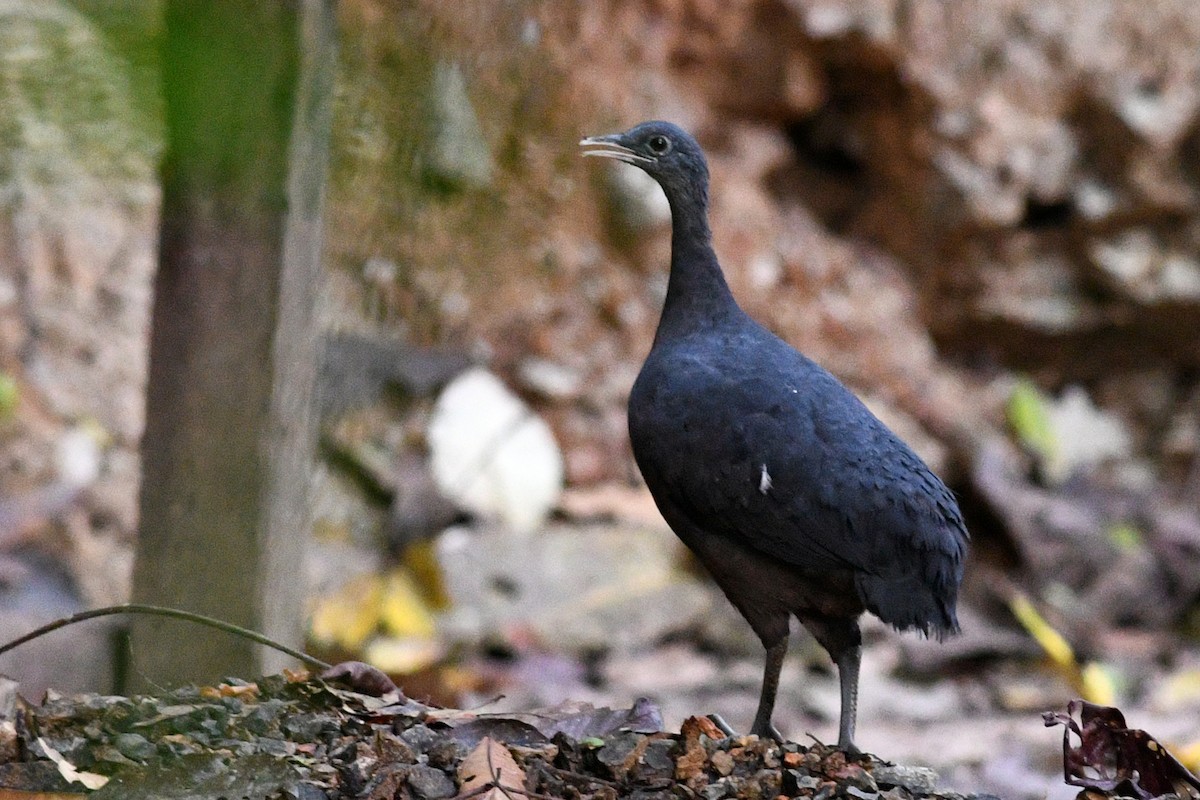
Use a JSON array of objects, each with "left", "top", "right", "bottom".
[{"left": 0, "top": 670, "right": 1004, "bottom": 799}]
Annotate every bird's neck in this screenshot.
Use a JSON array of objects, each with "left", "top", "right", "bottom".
[{"left": 655, "top": 191, "right": 738, "bottom": 341}]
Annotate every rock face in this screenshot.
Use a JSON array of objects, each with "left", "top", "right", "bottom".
[{"left": 324, "top": 0, "right": 1197, "bottom": 492}]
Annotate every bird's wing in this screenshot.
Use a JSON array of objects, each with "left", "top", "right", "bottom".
[{"left": 633, "top": 344, "right": 967, "bottom": 625}]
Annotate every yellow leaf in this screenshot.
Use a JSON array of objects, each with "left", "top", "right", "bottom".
[
  {"left": 1175, "top": 738, "right": 1200, "bottom": 773},
  {"left": 457, "top": 737, "right": 525, "bottom": 800},
  {"left": 380, "top": 568, "right": 436, "bottom": 639},
  {"left": 1157, "top": 668, "right": 1200, "bottom": 706},
  {"left": 363, "top": 636, "right": 442, "bottom": 675},
  {"left": 402, "top": 540, "right": 449, "bottom": 609},
  {"left": 1079, "top": 661, "right": 1118, "bottom": 706},
  {"left": 309, "top": 574, "right": 383, "bottom": 651},
  {"left": 1009, "top": 593, "right": 1076, "bottom": 670},
  {"left": 1009, "top": 594, "right": 1122, "bottom": 704}
]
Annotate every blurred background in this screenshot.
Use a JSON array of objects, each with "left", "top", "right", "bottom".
[{"left": 1, "top": 1, "right": 1199, "bottom": 798}]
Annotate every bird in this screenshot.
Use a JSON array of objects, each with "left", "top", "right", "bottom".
[{"left": 580, "top": 121, "right": 968, "bottom": 754}]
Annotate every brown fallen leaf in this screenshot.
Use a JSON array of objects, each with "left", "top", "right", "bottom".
[
  {"left": 199, "top": 683, "right": 260, "bottom": 700},
  {"left": 1044, "top": 699, "right": 1200, "bottom": 800},
  {"left": 456, "top": 736, "right": 525, "bottom": 800},
  {"left": 434, "top": 697, "right": 664, "bottom": 750},
  {"left": 321, "top": 660, "right": 401, "bottom": 697}
]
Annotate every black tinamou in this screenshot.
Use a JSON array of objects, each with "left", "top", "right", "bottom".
[{"left": 580, "top": 121, "right": 968, "bottom": 754}]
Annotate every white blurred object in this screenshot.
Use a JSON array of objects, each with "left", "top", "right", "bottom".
[
  {"left": 1045, "top": 386, "right": 1132, "bottom": 482},
  {"left": 56, "top": 422, "right": 106, "bottom": 489},
  {"left": 427, "top": 368, "right": 563, "bottom": 533}
]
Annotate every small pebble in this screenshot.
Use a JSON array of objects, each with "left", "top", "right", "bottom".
[
  {"left": 639, "top": 738, "right": 676, "bottom": 777},
  {"left": 841, "top": 764, "right": 878, "bottom": 793},
  {"left": 114, "top": 733, "right": 155, "bottom": 761},
  {"left": 845, "top": 788, "right": 879, "bottom": 800},
  {"left": 872, "top": 765, "right": 939, "bottom": 794},
  {"left": 406, "top": 764, "right": 456, "bottom": 800},
  {"left": 425, "top": 739, "right": 462, "bottom": 769},
  {"left": 785, "top": 770, "right": 821, "bottom": 793},
  {"left": 400, "top": 725, "right": 441, "bottom": 754},
  {"left": 702, "top": 778, "right": 732, "bottom": 799},
  {"left": 598, "top": 731, "right": 642, "bottom": 767},
  {"left": 710, "top": 749, "right": 735, "bottom": 776}
]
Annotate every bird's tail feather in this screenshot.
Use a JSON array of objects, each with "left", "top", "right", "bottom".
[{"left": 855, "top": 572, "right": 960, "bottom": 639}]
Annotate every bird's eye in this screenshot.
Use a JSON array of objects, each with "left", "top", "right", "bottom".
[{"left": 647, "top": 135, "right": 671, "bottom": 155}]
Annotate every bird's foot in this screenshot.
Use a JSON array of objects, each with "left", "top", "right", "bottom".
[
  {"left": 707, "top": 714, "right": 784, "bottom": 743},
  {"left": 748, "top": 721, "right": 785, "bottom": 743},
  {"left": 838, "top": 740, "right": 864, "bottom": 759}
]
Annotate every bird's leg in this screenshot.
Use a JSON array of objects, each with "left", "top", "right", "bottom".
[
  {"left": 801, "top": 616, "right": 863, "bottom": 755},
  {"left": 834, "top": 644, "right": 862, "bottom": 756},
  {"left": 749, "top": 637, "right": 787, "bottom": 741},
  {"left": 706, "top": 713, "right": 738, "bottom": 737}
]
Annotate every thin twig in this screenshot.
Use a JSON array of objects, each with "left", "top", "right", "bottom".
[
  {"left": 0, "top": 603, "right": 331, "bottom": 670},
  {"left": 543, "top": 762, "right": 620, "bottom": 788},
  {"left": 453, "top": 783, "right": 496, "bottom": 800},
  {"left": 486, "top": 737, "right": 519, "bottom": 800},
  {"left": 494, "top": 784, "right": 560, "bottom": 800},
  {"left": 478, "top": 741, "right": 567, "bottom": 800}
]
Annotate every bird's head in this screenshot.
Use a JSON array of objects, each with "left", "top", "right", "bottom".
[{"left": 580, "top": 120, "right": 709, "bottom": 207}]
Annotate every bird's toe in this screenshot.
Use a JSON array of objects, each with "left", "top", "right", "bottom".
[
  {"left": 839, "top": 740, "right": 863, "bottom": 759},
  {"left": 749, "top": 721, "right": 784, "bottom": 743}
]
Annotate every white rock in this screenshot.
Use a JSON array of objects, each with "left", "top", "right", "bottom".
[
  {"left": 55, "top": 423, "right": 103, "bottom": 489},
  {"left": 427, "top": 368, "right": 563, "bottom": 533},
  {"left": 517, "top": 357, "right": 583, "bottom": 400},
  {"left": 1092, "top": 230, "right": 1156, "bottom": 287},
  {"left": 429, "top": 61, "right": 494, "bottom": 189},
  {"left": 1044, "top": 386, "right": 1133, "bottom": 482}
]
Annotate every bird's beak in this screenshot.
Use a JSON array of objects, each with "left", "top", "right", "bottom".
[{"left": 579, "top": 134, "right": 653, "bottom": 165}]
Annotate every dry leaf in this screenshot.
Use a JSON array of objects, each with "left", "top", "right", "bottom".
[
  {"left": 379, "top": 569, "right": 437, "bottom": 638},
  {"left": 200, "top": 683, "right": 260, "bottom": 700},
  {"left": 36, "top": 737, "right": 108, "bottom": 790},
  {"left": 456, "top": 736, "right": 525, "bottom": 800},
  {"left": 1044, "top": 700, "right": 1200, "bottom": 799},
  {"left": 321, "top": 660, "right": 399, "bottom": 697},
  {"left": 309, "top": 573, "right": 383, "bottom": 650}
]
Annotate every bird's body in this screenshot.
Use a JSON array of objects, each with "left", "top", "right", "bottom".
[{"left": 581, "top": 121, "right": 968, "bottom": 753}]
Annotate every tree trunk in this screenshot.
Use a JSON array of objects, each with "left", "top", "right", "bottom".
[{"left": 129, "top": 0, "right": 335, "bottom": 687}]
